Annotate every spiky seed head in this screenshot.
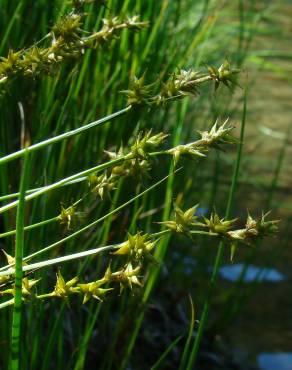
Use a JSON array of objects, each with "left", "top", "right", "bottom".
[
  {"left": 204, "top": 212, "right": 237, "bottom": 234},
  {"left": 78, "top": 280, "right": 113, "bottom": 304},
  {"left": 113, "top": 232, "right": 157, "bottom": 261},
  {"left": 159, "top": 204, "right": 200, "bottom": 234}
]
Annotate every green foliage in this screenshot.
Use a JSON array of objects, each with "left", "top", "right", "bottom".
[{"left": 0, "top": 1, "right": 286, "bottom": 370}]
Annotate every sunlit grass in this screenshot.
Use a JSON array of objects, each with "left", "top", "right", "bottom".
[{"left": 0, "top": 1, "right": 289, "bottom": 369}]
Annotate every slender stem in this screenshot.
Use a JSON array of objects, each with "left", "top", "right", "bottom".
[
  {"left": 179, "top": 295, "right": 195, "bottom": 370},
  {"left": 83, "top": 22, "right": 147, "bottom": 42},
  {"left": 0, "top": 128, "right": 224, "bottom": 214},
  {"left": 0, "top": 221, "right": 210, "bottom": 276},
  {"left": 0, "top": 154, "right": 167, "bottom": 203},
  {"left": 186, "top": 91, "right": 247, "bottom": 370},
  {"left": 0, "top": 150, "right": 169, "bottom": 214},
  {"left": 35, "top": 293, "right": 55, "bottom": 299},
  {"left": 10, "top": 151, "right": 30, "bottom": 370},
  {"left": 190, "top": 230, "right": 218, "bottom": 236},
  {"left": 0, "top": 156, "right": 125, "bottom": 214},
  {"left": 0, "top": 216, "right": 58, "bottom": 239},
  {"left": 22, "top": 173, "right": 173, "bottom": 264},
  {"left": 0, "top": 194, "right": 89, "bottom": 239},
  {"left": 0, "top": 245, "right": 119, "bottom": 277},
  {"left": 151, "top": 230, "right": 170, "bottom": 238},
  {"left": 0, "top": 106, "right": 131, "bottom": 165},
  {"left": 0, "top": 298, "right": 15, "bottom": 309},
  {"left": 184, "top": 75, "right": 212, "bottom": 87},
  {"left": 0, "top": 172, "right": 176, "bottom": 273},
  {"left": 0, "top": 177, "right": 86, "bottom": 202},
  {"left": 266, "top": 123, "right": 292, "bottom": 208}
]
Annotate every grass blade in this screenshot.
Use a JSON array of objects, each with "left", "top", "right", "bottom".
[
  {"left": 151, "top": 335, "right": 183, "bottom": 370},
  {"left": 10, "top": 150, "right": 30, "bottom": 370},
  {"left": 0, "top": 106, "right": 131, "bottom": 165},
  {"left": 179, "top": 295, "right": 195, "bottom": 370}
]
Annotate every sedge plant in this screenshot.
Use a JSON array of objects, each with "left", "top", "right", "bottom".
[{"left": 0, "top": 1, "right": 281, "bottom": 370}]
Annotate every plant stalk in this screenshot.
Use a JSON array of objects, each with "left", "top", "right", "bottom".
[
  {"left": 186, "top": 91, "right": 247, "bottom": 370},
  {"left": 10, "top": 151, "right": 30, "bottom": 370}
]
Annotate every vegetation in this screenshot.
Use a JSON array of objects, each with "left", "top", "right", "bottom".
[{"left": 0, "top": 1, "right": 289, "bottom": 369}]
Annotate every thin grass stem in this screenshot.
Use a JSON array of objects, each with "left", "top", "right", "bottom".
[
  {"left": 10, "top": 151, "right": 30, "bottom": 370},
  {"left": 0, "top": 245, "right": 119, "bottom": 277},
  {"left": 13, "top": 172, "right": 173, "bottom": 265},
  {"left": 0, "top": 106, "right": 131, "bottom": 165}
]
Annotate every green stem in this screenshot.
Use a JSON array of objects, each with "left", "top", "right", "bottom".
[
  {"left": 0, "top": 153, "right": 168, "bottom": 203},
  {"left": 151, "top": 229, "right": 170, "bottom": 238},
  {"left": 0, "top": 130, "right": 228, "bottom": 214},
  {"left": 0, "top": 106, "right": 131, "bottom": 166},
  {"left": 0, "top": 150, "right": 168, "bottom": 215},
  {"left": 21, "top": 173, "right": 173, "bottom": 264},
  {"left": 0, "top": 177, "right": 85, "bottom": 202},
  {"left": 0, "top": 245, "right": 118, "bottom": 277},
  {"left": 0, "top": 230, "right": 172, "bottom": 309},
  {"left": 186, "top": 91, "right": 247, "bottom": 370},
  {"left": 0, "top": 299, "right": 15, "bottom": 309},
  {"left": 0, "top": 194, "right": 89, "bottom": 239},
  {"left": 0, "top": 216, "right": 58, "bottom": 239},
  {"left": 0, "top": 156, "right": 126, "bottom": 214},
  {"left": 190, "top": 230, "right": 218, "bottom": 236},
  {"left": 179, "top": 295, "right": 195, "bottom": 370},
  {"left": 10, "top": 150, "right": 30, "bottom": 370},
  {"left": 266, "top": 123, "right": 292, "bottom": 208}
]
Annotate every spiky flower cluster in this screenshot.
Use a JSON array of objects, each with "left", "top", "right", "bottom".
[
  {"left": 0, "top": 206, "right": 279, "bottom": 308},
  {"left": 153, "top": 69, "right": 204, "bottom": 105},
  {"left": 168, "top": 119, "right": 236, "bottom": 165},
  {"left": 161, "top": 205, "right": 279, "bottom": 260},
  {"left": 207, "top": 59, "right": 240, "bottom": 90},
  {"left": 0, "top": 225, "right": 161, "bottom": 306},
  {"left": 121, "top": 60, "right": 240, "bottom": 106},
  {"left": 0, "top": 277, "right": 40, "bottom": 300},
  {"left": 0, "top": 14, "right": 148, "bottom": 88},
  {"left": 226, "top": 212, "right": 279, "bottom": 243},
  {"left": 0, "top": 250, "right": 28, "bottom": 291},
  {"left": 113, "top": 232, "right": 157, "bottom": 262},
  {"left": 85, "top": 15, "right": 149, "bottom": 48},
  {"left": 203, "top": 212, "right": 237, "bottom": 235},
  {"left": 121, "top": 74, "right": 154, "bottom": 105},
  {"left": 130, "top": 131, "right": 168, "bottom": 159},
  {"left": 58, "top": 205, "right": 76, "bottom": 230},
  {"left": 1, "top": 259, "right": 145, "bottom": 305},
  {"left": 159, "top": 205, "right": 200, "bottom": 234},
  {"left": 37, "top": 270, "right": 112, "bottom": 304},
  {"left": 88, "top": 130, "right": 168, "bottom": 198},
  {"left": 87, "top": 121, "right": 237, "bottom": 199}
]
